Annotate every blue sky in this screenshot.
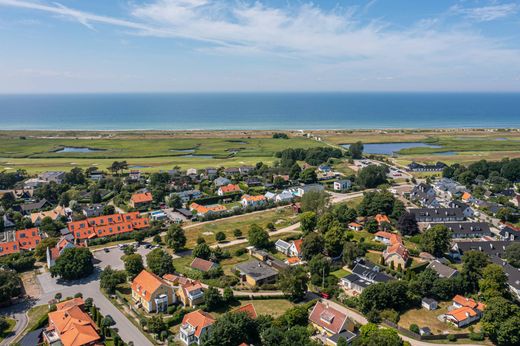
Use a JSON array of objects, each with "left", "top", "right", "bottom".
[{"left": 1, "top": 0, "right": 520, "bottom": 93}]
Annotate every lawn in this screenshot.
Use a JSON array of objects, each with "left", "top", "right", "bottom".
[
  {"left": 0, "top": 134, "right": 323, "bottom": 173},
  {"left": 398, "top": 301, "right": 483, "bottom": 335},
  {"left": 182, "top": 207, "right": 297, "bottom": 247},
  {"left": 330, "top": 268, "right": 349, "bottom": 279},
  {"left": 237, "top": 299, "right": 294, "bottom": 318},
  {"left": 23, "top": 304, "right": 49, "bottom": 334},
  {"left": 0, "top": 318, "right": 16, "bottom": 342}
]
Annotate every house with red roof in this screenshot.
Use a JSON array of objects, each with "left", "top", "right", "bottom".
[
  {"left": 43, "top": 297, "right": 100, "bottom": 346},
  {"left": 309, "top": 301, "right": 356, "bottom": 341},
  {"left": 217, "top": 184, "right": 242, "bottom": 196},
  {"left": 46, "top": 236, "right": 76, "bottom": 268},
  {"left": 375, "top": 214, "right": 390, "bottom": 225},
  {"left": 190, "top": 258, "right": 217, "bottom": 273},
  {"left": 0, "top": 228, "right": 42, "bottom": 257},
  {"left": 131, "top": 270, "right": 175, "bottom": 313},
  {"left": 180, "top": 310, "right": 215, "bottom": 345},
  {"left": 67, "top": 212, "right": 149, "bottom": 241},
  {"left": 232, "top": 303, "right": 257, "bottom": 319},
  {"left": 288, "top": 239, "right": 303, "bottom": 258},
  {"left": 383, "top": 242, "right": 409, "bottom": 268},
  {"left": 240, "top": 194, "right": 267, "bottom": 208},
  {"left": 130, "top": 192, "right": 153, "bottom": 208},
  {"left": 444, "top": 295, "right": 485, "bottom": 328}
]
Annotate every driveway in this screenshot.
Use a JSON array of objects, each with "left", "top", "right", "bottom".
[{"left": 91, "top": 246, "right": 156, "bottom": 270}]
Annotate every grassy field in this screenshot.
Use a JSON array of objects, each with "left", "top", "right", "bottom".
[
  {"left": 182, "top": 207, "right": 297, "bottom": 247},
  {"left": 0, "top": 318, "right": 16, "bottom": 342},
  {"left": 0, "top": 133, "right": 323, "bottom": 173},
  {"left": 236, "top": 299, "right": 294, "bottom": 318}
]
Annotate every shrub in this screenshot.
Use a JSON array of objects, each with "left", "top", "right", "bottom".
[
  {"left": 469, "top": 332, "right": 484, "bottom": 341},
  {"left": 409, "top": 324, "right": 420, "bottom": 334},
  {"left": 447, "top": 334, "right": 457, "bottom": 342},
  {"left": 380, "top": 309, "right": 400, "bottom": 324}
]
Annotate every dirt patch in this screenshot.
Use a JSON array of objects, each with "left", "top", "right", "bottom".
[{"left": 20, "top": 271, "right": 42, "bottom": 298}]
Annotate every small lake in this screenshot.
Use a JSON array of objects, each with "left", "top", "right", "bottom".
[
  {"left": 342, "top": 142, "right": 441, "bottom": 155},
  {"left": 176, "top": 154, "right": 214, "bottom": 159},
  {"left": 55, "top": 147, "right": 105, "bottom": 153},
  {"left": 170, "top": 148, "right": 196, "bottom": 153}
]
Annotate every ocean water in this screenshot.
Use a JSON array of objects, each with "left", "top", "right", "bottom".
[{"left": 0, "top": 92, "right": 519, "bottom": 130}]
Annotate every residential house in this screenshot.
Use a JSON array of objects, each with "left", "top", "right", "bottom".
[
  {"left": 374, "top": 231, "right": 402, "bottom": 245},
  {"left": 410, "top": 183, "right": 439, "bottom": 207},
  {"left": 241, "top": 194, "right": 267, "bottom": 208},
  {"left": 427, "top": 260, "right": 459, "bottom": 278},
  {"left": 288, "top": 239, "right": 303, "bottom": 258},
  {"left": 374, "top": 214, "right": 391, "bottom": 225},
  {"left": 128, "top": 170, "right": 141, "bottom": 181},
  {"left": 333, "top": 180, "right": 351, "bottom": 191},
  {"left": 235, "top": 260, "right": 278, "bottom": 286},
  {"left": 190, "top": 258, "right": 217, "bottom": 273},
  {"left": 510, "top": 195, "right": 520, "bottom": 208},
  {"left": 217, "top": 184, "right": 241, "bottom": 196},
  {"left": 275, "top": 239, "right": 291, "bottom": 255},
  {"left": 46, "top": 236, "right": 76, "bottom": 268},
  {"left": 444, "top": 295, "right": 485, "bottom": 328},
  {"left": 318, "top": 165, "right": 332, "bottom": 173},
  {"left": 340, "top": 260, "right": 393, "bottom": 293},
  {"left": 275, "top": 190, "right": 294, "bottom": 203},
  {"left": 232, "top": 303, "right": 257, "bottom": 319},
  {"left": 245, "top": 177, "right": 262, "bottom": 186},
  {"left": 451, "top": 240, "right": 515, "bottom": 260},
  {"left": 422, "top": 298, "right": 438, "bottom": 310},
  {"left": 224, "top": 167, "right": 240, "bottom": 176},
  {"left": 289, "top": 184, "right": 325, "bottom": 197},
  {"left": 239, "top": 166, "right": 254, "bottom": 175},
  {"left": 447, "top": 200, "right": 474, "bottom": 218},
  {"left": 186, "top": 168, "right": 198, "bottom": 177},
  {"left": 408, "top": 208, "right": 465, "bottom": 222},
  {"left": 348, "top": 222, "right": 363, "bottom": 231},
  {"left": 309, "top": 302, "right": 356, "bottom": 342},
  {"left": 172, "top": 190, "right": 203, "bottom": 204},
  {"left": 189, "top": 203, "right": 227, "bottom": 217},
  {"left": 433, "top": 178, "right": 467, "bottom": 198},
  {"left": 490, "top": 256, "right": 520, "bottom": 301},
  {"left": 68, "top": 212, "right": 149, "bottom": 241},
  {"left": 383, "top": 242, "right": 409, "bottom": 268},
  {"left": 179, "top": 310, "right": 215, "bottom": 346},
  {"left": 31, "top": 205, "right": 68, "bottom": 225},
  {"left": 150, "top": 210, "right": 167, "bottom": 222},
  {"left": 264, "top": 191, "right": 276, "bottom": 201},
  {"left": 17, "top": 199, "right": 51, "bottom": 215},
  {"left": 1, "top": 214, "right": 15, "bottom": 230},
  {"left": 499, "top": 225, "right": 520, "bottom": 241},
  {"left": 131, "top": 270, "right": 175, "bottom": 313},
  {"left": 38, "top": 171, "right": 65, "bottom": 184},
  {"left": 407, "top": 161, "right": 446, "bottom": 172},
  {"left": 81, "top": 204, "right": 104, "bottom": 218},
  {"left": 43, "top": 298, "right": 100, "bottom": 346},
  {"left": 130, "top": 192, "right": 153, "bottom": 209},
  {"left": 23, "top": 177, "right": 49, "bottom": 189},
  {"left": 428, "top": 222, "right": 492, "bottom": 239},
  {"left": 461, "top": 192, "right": 475, "bottom": 204},
  {"left": 0, "top": 228, "right": 42, "bottom": 257},
  {"left": 177, "top": 280, "right": 205, "bottom": 307},
  {"left": 204, "top": 167, "right": 218, "bottom": 179},
  {"left": 213, "top": 177, "right": 231, "bottom": 187}
]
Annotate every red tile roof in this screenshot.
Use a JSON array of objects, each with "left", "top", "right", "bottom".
[
  {"left": 131, "top": 192, "right": 153, "bottom": 204},
  {"left": 182, "top": 310, "right": 215, "bottom": 337},
  {"left": 131, "top": 270, "right": 170, "bottom": 302},
  {"left": 15, "top": 228, "right": 41, "bottom": 250},
  {"left": 309, "top": 302, "right": 347, "bottom": 335},
  {"left": 68, "top": 212, "right": 148, "bottom": 240},
  {"left": 190, "top": 258, "right": 216, "bottom": 272},
  {"left": 233, "top": 303, "right": 257, "bottom": 319},
  {"left": 219, "top": 184, "right": 241, "bottom": 194}
]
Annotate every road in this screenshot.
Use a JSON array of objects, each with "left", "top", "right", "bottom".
[{"left": 0, "top": 302, "right": 29, "bottom": 346}]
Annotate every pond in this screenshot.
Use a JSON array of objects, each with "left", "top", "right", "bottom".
[
  {"left": 55, "top": 147, "right": 105, "bottom": 153},
  {"left": 170, "top": 148, "right": 196, "bottom": 153},
  {"left": 342, "top": 142, "right": 442, "bottom": 155}
]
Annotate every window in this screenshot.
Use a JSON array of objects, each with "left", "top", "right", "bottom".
[{"left": 13, "top": 245, "right": 17, "bottom": 250}]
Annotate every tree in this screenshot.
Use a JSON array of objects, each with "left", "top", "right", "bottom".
[
  {"left": 301, "top": 232, "right": 324, "bottom": 260},
  {"left": 309, "top": 254, "right": 330, "bottom": 286},
  {"left": 215, "top": 231, "right": 226, "bottom": 242},
  {"left": 164, "top": 224, "right": 186, "bottom": 252},
  {"left": 300, "top": 168, "right": 317, "bottom": 184},
  {"left": 482, "top": 296, "right": 520, "bottom": 344},
  {"left": 299, "top": 212, "right": 317, "bottom": 234},
  {"left": 147, "top": 314, "right": 167, "bottom": 335},
  {"left": 50, "top": 247, "right": 94, "bottom": 280},
  {"left": 365, "top": 219, "right": 379, "bottom": 234},
  {"left": 123, "top": 253, "right": 144, "bottom": 280},
  {"left": 133, "top": 231, "right": 146, "bottom": 243},
  {"left": 193, "top": 242, "right": 212, "bottom": 260},
  {"left": 397, "top": 212, "right": 419, "bottom": 236},
  {"left": 289, "top": 163, "right": 302, "bottom": 180},
  {"left": 248, "top": 224, "right": 269, "bottom": 249},
  {"left": 223, "top": 287, "right": 234, "bottom": 303},
  {"left": 505, "top": 242, "right": 520, "bottom": 267},
  {"left": 301, "top": 190, "right": 330, "bottom": 215},
  {"left": 146, "top": 249, "right": 175, "bottom": 277},
  {"left": 102, "top": 205, "right": 116, "bottom": 215},
  {"left": 0, "top": 317, "right": 9, "bottom": 333},
  {"left": 0, "top": 269, "right": 22, "bottom": 302},
  {"left": 357, "top": 165, "right": 388, "bottom": 188},
  {"left": 201, "top": 312, "right": 258, "bottom": 346},
  {"left": 167, "top": 194, "right": 182, "bottom": 209},
  {"left": 420, "top": 225, "right": 451, "bottom": 257},
  {"left": 204, "top": 286, "right": 223, "bottom": 311},
  {"left": 100, "top": 266, "right": 126, "bottom": 294},
  {"left": 479, "top": 264, "right": 508, "bottom": 299},
  {"left": 233, "top": 229, "right": 243, "bottom": 238},
  {"left": 496, "top": 316, "right": 520, "bottom": 346},
  {"left": 461, "top": 250, "right": 489, "bottom": 293},
  {"left": 278, "top": 266, "right": 308, "bottom": 302},
  {"left": 343, "top": 241, "right": 366, "bottom": 267},
  {"left": 349, "top": 141, "right": 364, "bottom": 159},
  {"left": 34, "top": 237, "right": 58, "bottom": 261},
  {"left": 324, "top": 223, "right": 345, "bottom": 257},
  {"left": 358, "top": 190, "right": 396, "bottom": 217}
]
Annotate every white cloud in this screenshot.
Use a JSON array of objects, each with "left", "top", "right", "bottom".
[
  {"left": 450, "top": 3, "right": 518, "bottom": 22},
  {"left": 1, "top": 0, "right": 520, "bottom": 91}
]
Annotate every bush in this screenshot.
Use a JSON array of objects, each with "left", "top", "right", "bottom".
[
  {"left": 409, "top": 324, "right": 420, "bottom": 334},
  {"left": 380, "top": 309, "right": 400, "bottom": 324},
  {"left": 234, "top": 248, "right": 246, "bottom": 256},
  {"left": 469, "top": 332, "right": 484, "bottom": 341},
  {"left": 447, "top": 334, "right": 457, "bottom": 342}
]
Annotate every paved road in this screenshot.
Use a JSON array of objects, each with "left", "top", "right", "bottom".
[{"left": 0, "top": 302, "right": 29, "bottom": 346}]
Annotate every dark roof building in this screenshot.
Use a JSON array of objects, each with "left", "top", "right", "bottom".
[
  {"left": 409, "top": 208, "right": 464, "bottom": 222},
  {"left": 428, "top": 222, "right": 492, "bottom": 238}
]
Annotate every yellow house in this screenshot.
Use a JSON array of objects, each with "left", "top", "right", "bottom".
[
  {"left": 235, "top": 260, "right": 278, "bottom": 287},
  {"left": 131, "top": 270, "right": 175, "bottom": 313}
]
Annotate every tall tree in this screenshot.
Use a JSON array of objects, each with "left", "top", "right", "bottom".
[
  {"left": 123, "top": 253, "right": 144, "bottom": 280},
  {"left": 420, "top": 225, "right": 452, "bottom": 257},
  {"left": 164, "top": 224, "right": 186, "bottom": 251},
  {"left": 248, "top": 224, "right": 269, "bottom": 249},
  {"left": 348, "top": 141, "right": 364, "bottom": 159},
  {"left": 50, "top": 247, "right": 94, "bottom": 280},
  {"left": 278, "top": 266, "right": 308, "bottom": 302},
  {"left": 397, "top": 212, "right": 419, "bottom": 236},
  {"left": 146, "top": 248, "right": 175, "bottom": 277}
]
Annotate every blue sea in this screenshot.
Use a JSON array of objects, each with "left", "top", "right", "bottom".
[{"left": 0, "top": 92, "right": 519, "bottom": 130}]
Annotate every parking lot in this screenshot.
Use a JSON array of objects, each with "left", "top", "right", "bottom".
[{"left": 92, "top": 244, "right": 156, "bottom": 270}]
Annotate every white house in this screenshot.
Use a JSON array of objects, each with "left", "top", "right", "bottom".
[{"left": 333, "top": 180, "right": 351, "bottom": 191}]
